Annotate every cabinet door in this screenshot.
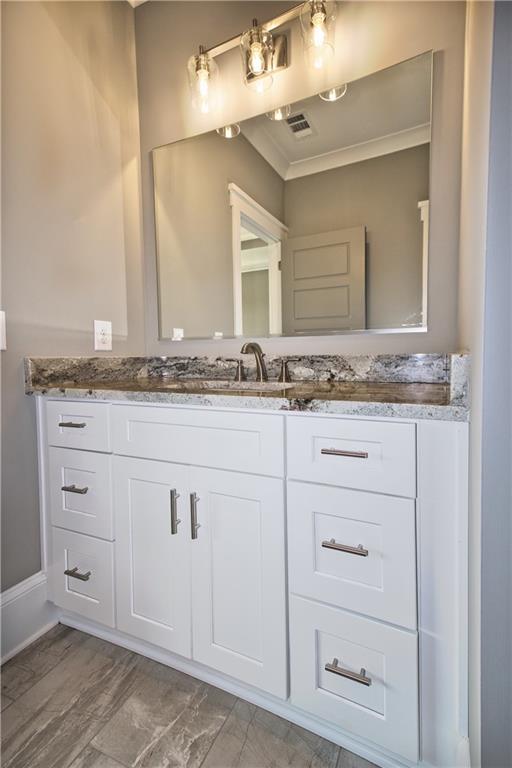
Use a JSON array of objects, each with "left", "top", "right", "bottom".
[
  {"left": 190, "top": 468, "right": 287, "bottom": 698},
  {"left": 114, "top": 456, "right": 191, "bottom": 657}
]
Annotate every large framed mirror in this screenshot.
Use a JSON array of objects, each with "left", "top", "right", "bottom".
[{"left": 153, "top": 51, "right": 432, "bottom": 340}]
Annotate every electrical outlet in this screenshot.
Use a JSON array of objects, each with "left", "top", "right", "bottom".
[{"left": 94, "top": 320, "right": 112, "bottom": 351}]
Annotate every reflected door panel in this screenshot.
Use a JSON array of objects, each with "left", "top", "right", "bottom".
[{"left": 282, "top": 226, "right": 366, "bottom": 333}]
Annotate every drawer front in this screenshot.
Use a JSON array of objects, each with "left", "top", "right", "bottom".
[
  {"left": 288, "top": 482, "right": 417, "bottom": 629},
  {"left": 112, "top": 405, "right": 284, "bottom": 477},
  {"left": 287, "top": 416, "right": 416, "bottom": 497},
  {"left": 49, "top": 448, "right": 113, "bottom": 540},
  {"left": 49, "top": 528, "right": 115, "bottom": 627},
  {"left": 46, "top": 400, "right": 110, "bottom": 453},
  {"left": 290, "top": 595, "right": 419, "bottom": 762}
]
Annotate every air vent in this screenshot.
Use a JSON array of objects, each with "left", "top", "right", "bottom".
[{"left": 286, "top": 112, "right": 313, "bottom": 138}]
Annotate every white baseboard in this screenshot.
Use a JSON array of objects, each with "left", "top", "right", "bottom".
[
  {"left": 1, "top": 571, "right": 59, "bottom": 663},
  {"left": 455, "top": 736, "right": 471, "bottom": 768}
]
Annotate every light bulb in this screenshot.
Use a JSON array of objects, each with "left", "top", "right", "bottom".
[
  {"left": 196, "top": 68, "right": 209, "bottom": 98},
  {"left": 241, "top": 19, "right": 273, "bottom": 86},
  {"left": 187, "top": 47, "right": 219, "bottom": 114},
  {"left": 300, "top": 1, "right": 336, "bottom": 71},
  {"left": 311, "top": 10, "right": 327, "bottom": 47},
  {"left": 249, "top": 42, "right": 265, "bottom": 74}
]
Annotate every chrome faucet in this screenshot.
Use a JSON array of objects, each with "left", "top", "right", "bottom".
[{"left": 240, "top": 342, "right": 268, "bottom": 382}]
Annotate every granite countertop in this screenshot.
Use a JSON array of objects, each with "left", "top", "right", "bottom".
[{"left": 25, "top": 374, "right": 469, "bottom": 422}]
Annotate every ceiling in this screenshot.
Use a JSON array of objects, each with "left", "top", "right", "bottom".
[{"left": 241, "top": 52, "right": 432, "bottom": 180}]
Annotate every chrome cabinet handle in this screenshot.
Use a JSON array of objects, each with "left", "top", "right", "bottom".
[
  {"left": 322, "top": 538, "right": 369, "bottom": 557},
  {"left": 325, "top": 658, "right": 372, "bottom": 687},
  {"left": 61, "top": 484, "right": 89, "bottom": 495},
  {"left": 170, "top": 489, "right": 181, "bottom": 535},
  {"left": 190, "top": 492, "right": 201, "bottom": 540},
  {"left": 58, "top": 421, "right": 86, "bottom": 429},
  {"left": 321, "top": 448, "right": 369, "bottom": 459},
  {"left": 64, "top": 566, "right": 91, "bottom": 582}
]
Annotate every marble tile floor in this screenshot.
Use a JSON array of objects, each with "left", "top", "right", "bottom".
[{"left": 1, "top": 625, "right": 378, "bottom": 768}]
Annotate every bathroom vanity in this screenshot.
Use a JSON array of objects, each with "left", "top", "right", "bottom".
[{"left": 27, "top": 354, "right": 469, "bottom": 768}]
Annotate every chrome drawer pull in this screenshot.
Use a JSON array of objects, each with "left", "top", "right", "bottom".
[
  {"left": 321, "top": 448, "right": 369, "bottom": 459},
  {"left": 190, "top": 492, "right": 201, "bottom": 540},
  {"left": 58, "top": 421, "right": 86, "bottom": 429},
  {"left": 325, "top": 658, "right": 372, "bottom": 687},
  {"left": 170, "top": 489, "right": 181, "bottom": 535},
  {"left": 64, "top": 567, "right": 91, "bottom": 582},
  {"left": 61, "top": 484, "right": 89, "bottom": 495},
  {"left": 322, "top": 539, "right": 369, "bottom": 557}
]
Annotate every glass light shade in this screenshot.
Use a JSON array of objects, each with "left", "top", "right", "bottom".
[
  {"left": 216, "top": 123, "right": 241, "bottom": 139},
  {"left": 319, "top": 83, "right": 347, "bottom": 102},
  {"left": 266, "top": 104, "right": 292, "bottom": 121},
  {"left": 300, "top": 0, "right": 337, "bottom": 70},
  {"left": 246, "top": 73, "right": 274, "bottom": 93},
  {"left": 240, "top": 20, "right": 274, "bottom": 77},
  {"left": 187, "top": 47, "right": 219, "bottom": 114}
]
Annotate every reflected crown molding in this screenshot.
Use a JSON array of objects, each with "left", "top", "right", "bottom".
[{"left": 242, "top": 122, "right": 431, "bottom": 180}]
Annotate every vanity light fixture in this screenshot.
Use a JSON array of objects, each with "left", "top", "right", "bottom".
[
  {"left": 187, "top": 45, "right": 219, "bottom": 114},
  {"left": 241, "top": 19, "right": 273, "bottom": 76},
  {"left": 216, "top": 123, "right": 241, "bottom": 139},
  {"left": 300, "top": 0, "right": 337, "bottom": 70},
  {"left": 319, "top": 83, "right": 347, "bottom": 102},
  {"left": 186, "top": 2, "right": 337, "bottom": 112},
  {"left": 266, "top": 104, "right": 292, "bottom": 121},
  {"left": 240, "top": 19, "right": 276, "bottom": 92}
]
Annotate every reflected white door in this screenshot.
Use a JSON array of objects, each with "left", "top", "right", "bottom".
[
  {"left": 114, "top": 456, "right": 192, "bottom": 657},
  {"left": 190, "top": 467, "right": 287, "bottom": 698},
  {"left": 282, "top": 226, "right": 366, "bottom": 333}
]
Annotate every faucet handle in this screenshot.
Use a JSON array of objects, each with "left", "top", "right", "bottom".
[
  {"left": 234, "top": 360, "right": 246, "bottom": 382},
  {"left": 278, "top": 360, "right": 292, "bottom": 383}
]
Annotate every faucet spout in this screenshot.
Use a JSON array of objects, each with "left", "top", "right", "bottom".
[{"left": 240, "top": 342, "right": 268, "bottom": 382}]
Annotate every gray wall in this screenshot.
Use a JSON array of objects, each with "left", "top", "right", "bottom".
[
  {"left": 285, "top": 145, "right": 429, "bottom": 329},
  {"left": 242, "top": 270, "right": 270, "bottom": 338},
  {"left": 135, "top": 0, "right": 466, "bottom": 357},
  {"left": 153, "top": 132, "right": 284, "bottom": 338},
  {"left": 1, "top": 2, "right": 145, "bottom": 590},
  {"left": 480, "top": 3, "right": 512, "bottom": 766}
]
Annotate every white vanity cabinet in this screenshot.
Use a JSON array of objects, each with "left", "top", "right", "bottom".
[
  {"left": 286, "top": 416, "right": 420, "bottom": 761},
  {"left": 114, "top": 457, "right": 192, "bottom": 657},
  {"left": 114, "top": 456, "right": 287, "bottom": 697},
  {"left": 39, "top": 396, "right": 468, "bottom": 768}
]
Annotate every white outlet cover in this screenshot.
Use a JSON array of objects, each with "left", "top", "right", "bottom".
[{"left": 94, "top": 320, "right": 112, "bottom": 351}]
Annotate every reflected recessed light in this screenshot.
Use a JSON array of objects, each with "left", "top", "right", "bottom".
[
  {"left": 266, "top": 104, "right": 292, "bottom": 121},
  {"left": 319, "top": 84, "right": 348, "bottom": 102},
  {"left": 216, "top": 123, "right": 241, "bottom": 139}
]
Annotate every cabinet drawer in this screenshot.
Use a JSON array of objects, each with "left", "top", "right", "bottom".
[
  {"left": 287, "top": 416, "right": 416, "bottom": 497},
  {"left": 288, "top": 482, "right": 417, "bottom": 629},
  {"left": 112, "top": 405, "right": 284, "bottom": 477},
  {"left": 49, "top": 448, "right": 113, "bottom": 540},
  {"left": 290, "top": 595, "right": 419, "bottom": 762},
  {"left": 46, "top": 401, "right": 110, "bottom": 453},
  {"left": 49, "top": 528, "right": 115, "bottom": 627}
]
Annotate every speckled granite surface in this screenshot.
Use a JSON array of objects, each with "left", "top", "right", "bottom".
[
  {"left": 26, "top": 353, "right": 454, "bottom": 386},
  {"left": 24, "top": 353, "right": 470, "bottom": 422}
]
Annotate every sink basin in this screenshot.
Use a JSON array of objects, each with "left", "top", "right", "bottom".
[
  {"left": 157, "top": 379, "right": 294, "bottom": 393},
  {"left": 202, "top": 380, "right": 294, "bottom": 392}
]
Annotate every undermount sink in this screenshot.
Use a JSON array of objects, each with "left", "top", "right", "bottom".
[
  {"left": 203, "top": 380, "right": 294, "bottom": 392},
  {"left": 158, "top": 379, "right": 294, "bottom": 392}
]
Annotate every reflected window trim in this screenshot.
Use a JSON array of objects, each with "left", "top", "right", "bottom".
[{"left": 229, "top": 183, "right": 288, "bottom": 337}]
